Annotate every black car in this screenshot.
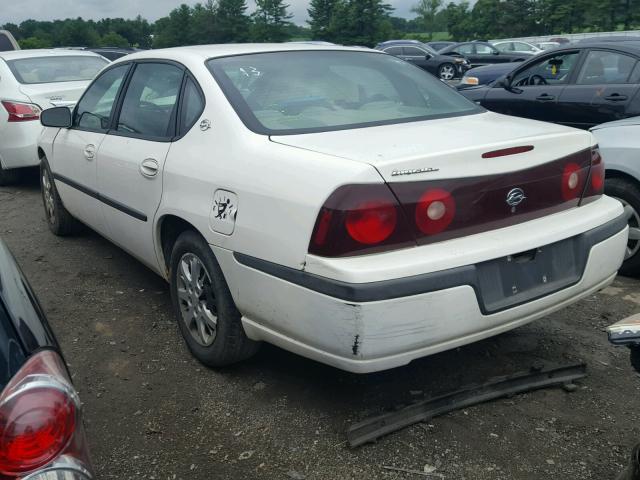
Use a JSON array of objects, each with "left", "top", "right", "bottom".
[
  {"left": 439, "top": 41, "right": 534, "bottom": 68},
  {"left": 0, "top": 30, "right": 19, "bottom": 51},
  {"left": 375, "top": 40, "right": 470, "bottom": 80},
  {"left": 459, "top": 41, "right": 640, "bottom": 129},
  {"left": 0, "top": 239, "right": 93, "bottom": 478},
  {"left": 426, "top": 41, "right": 456, "bottom": 52}
]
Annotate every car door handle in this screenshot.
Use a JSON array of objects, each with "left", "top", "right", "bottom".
[
  {"left": 604, "top": 94, "right": 628, "bottom": 101},
  {"left": 83, "top": 144, "right": 96, "bottom": 161},
  {"left": 139, "top": 158, "right": 159, "bottom": 178},
  {"left": 536, "top": 94, "right": 555, "bottom": 102}
]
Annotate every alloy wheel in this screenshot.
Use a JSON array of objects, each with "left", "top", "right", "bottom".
[
  {"left": 42, "top": 170, "right": 56, "bottom": 225},
  {"left": 440, "top": 65, "right": 455, "bottom": 80},
  {"left": 176, "top": 253, "right": 218, "bottom": 347}
]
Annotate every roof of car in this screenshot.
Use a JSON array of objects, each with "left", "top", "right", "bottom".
[
  {"left": 555, "top": 40, "right": 640, "bottom": 53},
  {"left": 0, "top": 48, "right": 106, "bottom": 61},
  {"left": 117, "top": 43, "right": 379, "bottom": 65}
]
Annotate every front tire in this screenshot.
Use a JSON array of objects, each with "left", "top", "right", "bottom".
[
  {"left": 169, "top": 230, "right": 259, "bottom": 367},
  {"left": 40, "top": 158, "right": 82, "bottom": 236},
  {"left": 438, "top": 63, "right": 456, "bottom": 81},
  {"left": 605, "top": 177, "right": 640, "bottom": 276}
]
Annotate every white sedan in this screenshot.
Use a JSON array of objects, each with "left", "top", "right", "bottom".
[
  {"left": 37, "top": 44, "right": 627, "bottom": 373},
  {"left": 0, "top": 49, "right": 108, "bottom": 184}
]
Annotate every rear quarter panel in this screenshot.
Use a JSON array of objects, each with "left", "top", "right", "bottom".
[
  {"left": 156, "top": 68, "right": 381, "bottom": 272},
  {"left": 594, "top": 125, "right": 640, "bottom": 181}
]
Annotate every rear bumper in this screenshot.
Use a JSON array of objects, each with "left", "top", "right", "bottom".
[
  {"left": 216, "top": 199, "right": 627, "bottom": 373},
  {"left": 0, "top": 120, "right": 43, "bottom": 170}
]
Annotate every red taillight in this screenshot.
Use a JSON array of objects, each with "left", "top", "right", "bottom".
[
  {"left": 345, "top": 200, "right": 397, "bottom": 244},
  {"left": 581, "top": 146, "right": 605, "bottom": 204},
  {"left": 1, "top": 101, "right": 41, "bottom": 122},
  {"left": 415, "top": 188, "right": 456, "bottom": 235},
  {"left": 309, "top": 184, "right": 414, "bottom": 257},
  {"left": 0, "top": 351, "right": 79, "bottom": 476}
]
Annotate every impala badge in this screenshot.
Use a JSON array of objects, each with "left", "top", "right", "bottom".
[{"left": 506, "top": 188, "right": 526, "bottom": 210}]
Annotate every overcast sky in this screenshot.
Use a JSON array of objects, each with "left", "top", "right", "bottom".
[{"left": 1, "top": 0, "right": 419, "bottom": 26}]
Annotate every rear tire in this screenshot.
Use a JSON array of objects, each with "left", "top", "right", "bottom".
[
  {"left": 0, "top": 164, "right": 21, "bottom": 186},
  {"left": 40, "top": 158, "right": 82, "bottom": 236},
  {"left": 169, "top": 230, "right": 260, "bottom": 367},
  {"left": 606, "top": 177, "right": 640, "bottom": 276}
]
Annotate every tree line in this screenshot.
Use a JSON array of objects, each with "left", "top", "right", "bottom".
[{"left": 2, "top": 0, "right": 640, "bottom": 51}]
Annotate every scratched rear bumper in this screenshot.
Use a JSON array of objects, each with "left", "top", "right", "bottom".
[{"left": 212, "top": 223, "right": 626, "bottom": 373}]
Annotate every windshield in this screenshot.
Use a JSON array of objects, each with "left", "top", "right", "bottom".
[
  {"left": 207, "top": 51, "right": 481, "bottom": 135},
  {"left": 6, "top": 56, "right": 108, "bottom": 85}
]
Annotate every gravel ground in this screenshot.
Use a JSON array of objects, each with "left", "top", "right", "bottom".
[{"left": 1, "top": 170, "right": 639, "bottom": 480}]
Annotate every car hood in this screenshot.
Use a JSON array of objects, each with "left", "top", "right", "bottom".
[
  {"left": 591, "top": 116, "right": 640, "bottom": 131},
  {"left": 270, "top": 111, "right": 592, "bottom": 182}
]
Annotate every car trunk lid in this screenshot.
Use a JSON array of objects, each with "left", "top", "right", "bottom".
[{"left": 18, "top": 81, "right": 90, "bottom": 109}]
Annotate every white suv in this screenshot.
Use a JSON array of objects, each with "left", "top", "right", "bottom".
[
  {"left": 0, "top": 49, "right": 107, "bottom": 184},
  {"left": 38, "top": 44, "right": 627, "bottom": 373}
]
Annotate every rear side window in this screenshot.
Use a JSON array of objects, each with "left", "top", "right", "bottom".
[
  {"left": 179, "top": 77, "right": 205, "bottom": 135},
  {"left": 116, "top": 63, "right": 183, "bottom": 139},
  {"left": 384, "top": 47, "right": 402, "bottom": 55},
  {"left": 403, "top": 47, "right": 426, "bottom": 56},
  {"left": 6, "top": 56, "right": 108, "bottom": 84},
  {"left": 74, "top": 64, "right": 129, "bottom": 131},
  {"left": 456, "top": 44, "right": 474, "bottom": 54},
  {"left": 577, "top": 50, "right": 638, "bottom": 85}
]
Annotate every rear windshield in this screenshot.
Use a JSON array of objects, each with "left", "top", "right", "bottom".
[
  {"left": 6, "top": 56, "right": 108, "bottom": 85},
  {"left": 207, "top": 51, "right": 481, "bottom": 135}
]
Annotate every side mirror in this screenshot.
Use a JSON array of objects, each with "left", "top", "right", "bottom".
[
  {"left": 425, "top": 54, "right": 432, "bottom": 60},
  {"left": 40, "top": 106, "right": 72, "bottom": 128},
  {"left": 497, "top": 74, "right": 522, "bottom": 94},
  {"left": 493, "top": 50, "right": 500, "bottom": 55}
]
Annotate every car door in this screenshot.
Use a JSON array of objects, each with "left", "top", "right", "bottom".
[
  {"left": 558, "top": 49, "right": 640, "bottom": 129},
  {"left": 400, "top": 46, "right": 433, "bottom": 72},
  {"left": 52, "top": 63, "right": 130, "bottom": 234},
  {"left": 96, "top": 61, "right": 185, "bottom": 270},
  {"left": 481, "top": 50, "right": 582, "bottom": 124},
  {"left": 454, "top": 43, "right": 477, "bottom": 66},
  {"left": 474, "top": 43, "right": 509, "bottom": 65}
]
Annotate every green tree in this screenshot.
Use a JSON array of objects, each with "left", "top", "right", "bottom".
[
  {"left": 411, "top": 0, "right": 442, "bottom": 40},
  {"left": 19, "top": 36, "right": 53, "bottom": 49},
  {"left": 217, "top": 0, "right": 251, "bottom": 42},
  {"left": 330, "top": 0, "right": 393, "bottom": 46},
  {"left": 100, "top": 31, "right": 129, "bottom": 47},
  {"left": 251, "top": 0, "right": 293, "bottom": 42},
  {"left": 444, "top": 1, "right": 473, "bottom": 40},
  {"left": 307, "top": 0, "right": 338, "bottom": 40},
  {"left": 153, "top": 4, "right": 193, "bottom": 48}
]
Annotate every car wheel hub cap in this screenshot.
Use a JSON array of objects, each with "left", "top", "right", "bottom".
[
  {"left": 441, "top": 65, "right": 455, "bottom": 80},
  {"left": 42, "top": 171, "right": 56, "bottom": 225},
  {"left": 177, "top": 253, "right": 217, "bottom": 347},
  {"left": 614, "top": 197, "right": 640, "bottom": 260}
]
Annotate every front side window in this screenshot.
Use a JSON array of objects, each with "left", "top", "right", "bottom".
[
  {"left": 116, "top": 63, "right": 183, "bottom": 139},
  {"left": 207, "top": 51, "right": 481, "bottom": 135},
  {"left": 7, "top": 56, "right": 108, "bottom": 84},
  {"left": 577, "top": 50, "right": 637, "bottom": 85},
  {"left": 514, "top": 42, "right": 535, "bottom": 52},
  {"left": 512, "top": 52, "right": 580, "bottom": 86},
  {"left": 74, "top": 64, "right": 129, "bottom": 131},
  {"left": 475, "top": 44, "right": 495, "bottom": 55},
  {"left": 456, "top": 44, "right": 474, "bottom": 55}
]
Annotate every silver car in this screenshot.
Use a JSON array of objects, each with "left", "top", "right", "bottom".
[{"left": 592, "top": 117, "right": 640, "bottom": 275}]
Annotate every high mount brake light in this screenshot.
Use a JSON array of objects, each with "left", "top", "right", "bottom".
[
  {"left": 1, "top": 101, "right": 41, "bottom": 122},
  {"left": 0, "top": 351, "right": 79, "bottom": 476}
]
